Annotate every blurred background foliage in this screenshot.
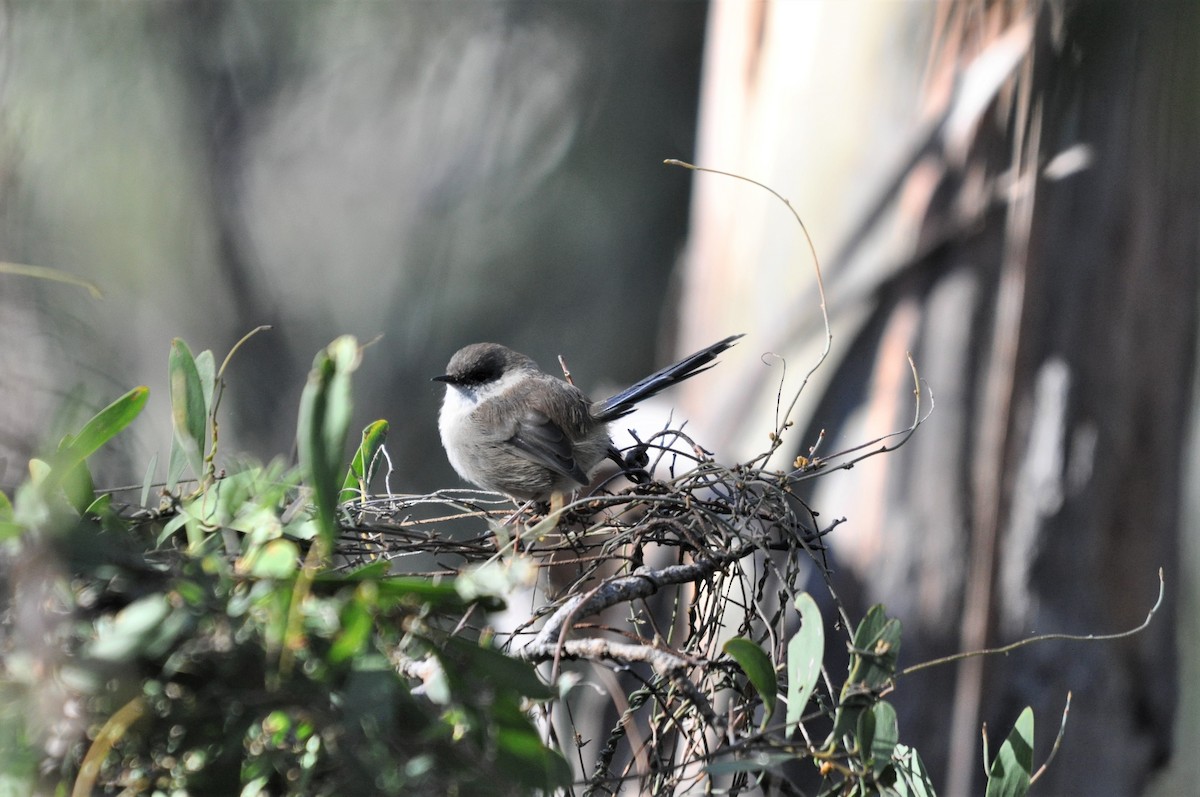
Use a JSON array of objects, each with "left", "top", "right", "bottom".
[
  {"left": 0, "top": 336, "right": 574, "bottom": 795},
  {"left": 0, "top": 0, "right": 707, "bottom": 492}
]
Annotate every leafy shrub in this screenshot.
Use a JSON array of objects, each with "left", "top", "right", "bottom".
[
  {"left": 0, "top": 336, "right": 568, "bottom": 795},
  {"left": 0, "top": 332, "right": 1087, "bottom": 796}
]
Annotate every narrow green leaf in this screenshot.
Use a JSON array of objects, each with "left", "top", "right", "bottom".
[
  {"left": 986, "top": 707, "right": 1034, "bottom": 797},
  {"left": 723, "top": 637, "right": 778, "bottom": 725},
  {"left": 892, "top": 744, "right": 936, "bottom": 797},
  {"left": 36, "top": 387, "right": 148, "bottom": 503},
  {"left": 336, "top": 560, "right": 391, "bottom": 580},
  {"left": 157, "top": 509, "right": 190, "bottom": 547},
  {"left": 166, "top": 439, "right": 188, "bottom": 493},
  {"left": 858, "top": 703, "right": 877, "bottom": 773},
  {"left": 786, "top": 592, "right": 824, "bottom": 735},
  {"left": 169, "top": 339, "right": 207, "bottom": 480},
  {"left": 297, "top": 336, "right": 360, "bottom": 555},
  {"left": 85, "top": 492, "right": 113, "bottom": 516},
  {"left": 864, "top": 701, "right": 899, "bottom": 775},
  {"left": 140, "top": 452, "right": 158, "bottom": 508},
  {"left": 194, "top": 349, "right": 216, "bottom": 413},
  {"left": 48, "top": 387, "right": 148, "bottom": 483},
  {"left": 355, "top": 575, "right": 503, "bottom": 611},
  {"left": 0, "top": 260, "right": 103, "bottom": 298},
  {"left": 340, "top": 420, "right": 389, "bottom": 504}
]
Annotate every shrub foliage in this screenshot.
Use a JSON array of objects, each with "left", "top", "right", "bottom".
[{"left": 0, "top": 334, "right": 1060, "bottom": 796}]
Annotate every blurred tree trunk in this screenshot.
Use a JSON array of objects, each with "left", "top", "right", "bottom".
[{"left": 677, "top": 1, "right": 1197, "bottom": 793}]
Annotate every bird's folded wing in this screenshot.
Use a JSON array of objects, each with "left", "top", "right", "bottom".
[{"left": 507, "top": 410, "right": 591, "bottom": 485}]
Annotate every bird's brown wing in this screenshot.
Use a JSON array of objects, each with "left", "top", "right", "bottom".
[
  {"left": 492, "top": 377, "right": 596, "bottom": 487},
  {"left": 506, "top": 408, "right": 591, "bottom": 486}
]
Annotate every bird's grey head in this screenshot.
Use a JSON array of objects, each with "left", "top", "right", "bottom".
[{"left": 433, "top": 343, "right": 539, "bottom": 394}]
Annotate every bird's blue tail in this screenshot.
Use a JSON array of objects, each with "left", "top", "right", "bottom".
[{"left": 595, "top": 334, "right": 744, "bottom": 420}]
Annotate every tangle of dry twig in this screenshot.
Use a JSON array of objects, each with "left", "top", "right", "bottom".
[{"left": 334, "top": 395, "right": 924, "bottom": 795}]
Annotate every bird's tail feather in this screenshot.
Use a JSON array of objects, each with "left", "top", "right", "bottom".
[{"left": 595, "top": 334, "right": 744, "bottom": 420}]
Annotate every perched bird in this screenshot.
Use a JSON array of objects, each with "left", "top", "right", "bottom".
[{"left": 434, "top": 335, "right": 743, "bottom": 501}]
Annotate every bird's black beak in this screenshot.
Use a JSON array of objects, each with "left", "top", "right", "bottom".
[{"left": 431, "top": 374, "right": 453, "bottom": 384}]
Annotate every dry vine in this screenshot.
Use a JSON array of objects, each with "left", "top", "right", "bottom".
[
  {"left": 325, "top": 161, "right": 943, "bottom": 794},
  {"left": 337, "top": 358, "right": 929, "bottom": 795}
]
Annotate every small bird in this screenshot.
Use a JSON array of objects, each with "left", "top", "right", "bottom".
[{"left": 433, "top": 335, "right": 743, "bottom": 502}]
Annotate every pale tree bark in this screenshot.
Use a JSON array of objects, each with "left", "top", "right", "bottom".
[{"left": 676, "top": 2, "right": 1197, "bottom": 794}]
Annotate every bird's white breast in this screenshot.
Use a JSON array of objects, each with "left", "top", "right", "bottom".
[
  {"left": 438, "top": 369, "right": 528, "bottom": 489},
  {"left": 438, "top": 384, "right": 482, "bottom": 485}
]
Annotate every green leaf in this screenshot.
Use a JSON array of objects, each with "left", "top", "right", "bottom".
[
  {"left": 169, "top": 339, "right": 208, "bottom": 481},
  {"left": 297, "top": 336, "right": 360, "bottom": 556},
  {"left": 494, "top": 721, "right": 572, "bottom": 791},
  {"left": 194, "top": 348, "right": 216, "bottom": 412},
  {"left": 316, "top": 573, "right": 502, "bottom": 612},
  {"left": 242, "top": 538, "right": 299, "bottom": 579},
  {"left": 240, "top": 776, "right": 269, "bottom": 797},
  {"left": 338, "top": 560, "right": 391, "bottom": 580},
  {"left": 140, "top": 453, "right": 158, "bottom": 508},
  {"left": 166, "top": 439, "right": 188, "bottom": 493},
  {"left": 28, "top": 458, "right": 50, "bottom": 483},
  {"left": 60, "top": 460, "right": 96, "bottom": 515},
  {"left": 87, "top": 594, "right": 174, "bottom": 663},
  {"left": 786, "top": 592, "right": 824, "bottom": 735},
  {"left": 891, "top": 744, "right": 937, "bottom": 797},
  {"left": 986, "top": 707, "right": 1034, "bottom": 797},
  {"left": 328, "top": 594, "right": 374, "bottom": 664},
  {"left": 830, "top": 605, "right": 902, "bottom": 744},
  {"left": 860, "top": 700, "right": 899, "bottom": 776},
  {"left": 486, "top": 693, "right": 571, "bottom": 790},
  {"left": 46, "top": 386, "right": 148, "bottom": 488},
  {"left": 0, "top": 260, "right": 103, "bottom": 298},
  {"left": 846, "top": 605, "right": 902, "bottom": 693},
  {"left": 231, "top": 505, "right": 284, "bottom": 544},
  {"left": 85, "top": 492, "right": 113, "bottom": 517},
  {"left": 723, "top": 637, "right": 778, "bottom": 726},
  {"left": 340, "top": 420, "right": 389, "bottom": 504},
  {"left": 440, "top": 636, "right": 555, "bottom": 701},
  {"left": 157, "top": 512, "right": 190, "bottom": 547}
]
